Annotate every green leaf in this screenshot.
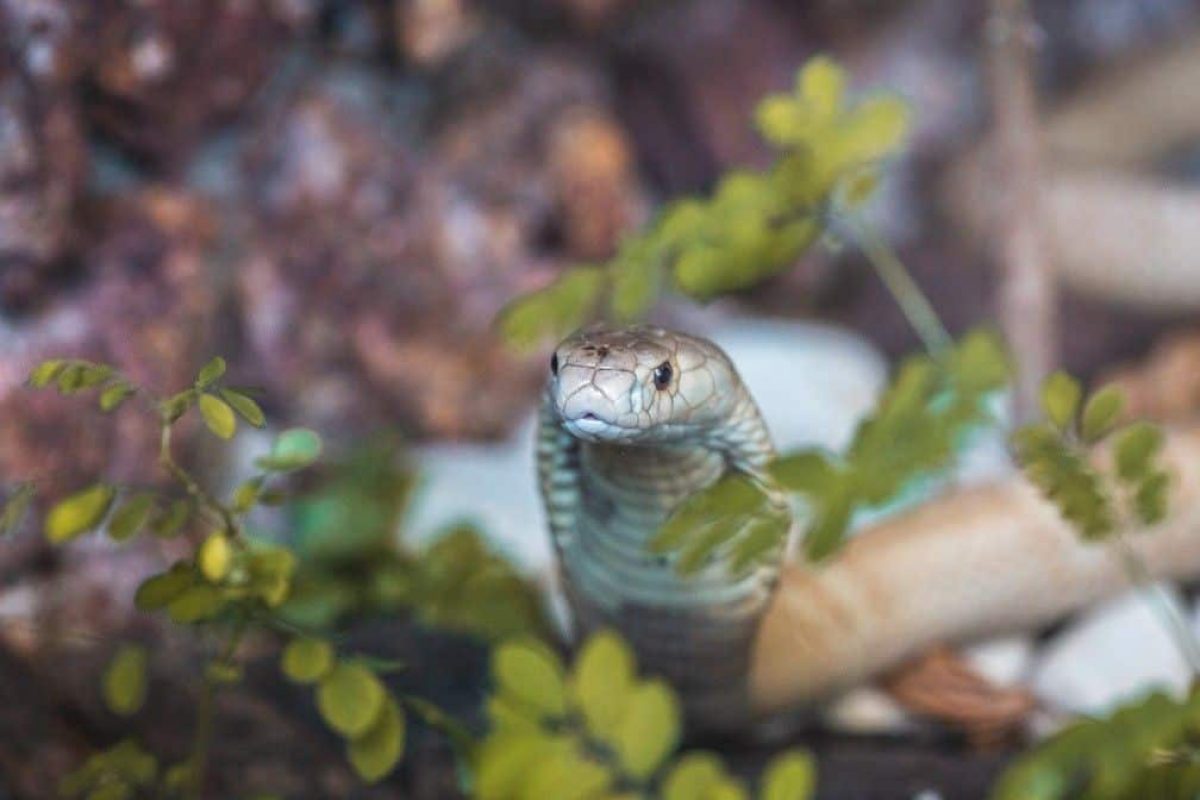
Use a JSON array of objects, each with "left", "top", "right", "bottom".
[
  {"left": 475, "top": 733, "right": 558, "bottom": 799},
  {"left": 1114, "top": 422, "right": 1164, "bottom": 483},
  {"left": 103, "top": 644, "right": 147, "bottom": 717},
  {"left": 55, "top": 362, "right": 84, "bottom": 393},
  {"left": 571, "top": 630, "right": 635, "bottom": 741},
  {"left": 761, "top": 750, "right": 817, "bottom": 800},
  {"left": 1135, "top": 471, "right": 1171, "bottom": 527},
  {"left": 1041, "top": 371, "right": 1082, "bottom": 431},
  {"left": 99, "top": 382, "right": 135, "bottom": 413},
  {"left": 0, "top": 483, "right": 35, "bottom": 537},
  {"left": 161, "top": 390, "right": 197, "bottom": 423},
  {"left": 611, "top": 679, "right": 680, "bottom": 780},
  {"left": 107, "top": 494, "right": 156, "bottom": 542},
  {"left": 134, "top": 565, "right": 193, "bottom": 611},
  {"left": 45, "top": 484, "right": 114, "bottom": 543},
  {"left": 195, "top": 356, "right": 227, "bottom": 388},
  {"left": 802, "top": 484, "right": 856, "bottom": 561},
  {"left": 497, "top": 267, "right": 605, "bottom": 350},
  {"left": 231, "top": 477, "right": 263, "bottom": 513},
  {"left": 150, "top": 500, "right": 190, "bottom": 538},
  {"left": 256, "top": 428, "right": 322, "bottom": 471},
  {"left": 28, "top": 359, "right": 64, "bottom": 388},
  {"left": 492, "top": 639, "right": 567, "bottom": 718},
  {"left": 219, "top": 388, "right": 265, "bottom": 427},
  {"left": 650, "top": 475, "right": 768, "bottom": 555},
  {"left": 282, "top": 638, "right": 335, "bottom": 684},
  {"left": 348, "top": 696, "right": 405, "bottom": 783},
  {"left": 317, "top": 662, "right": 387, "bottom": 737},
  {"left": 663, "top": 753, "right": 733, "bottom": 800},
  {"left": 166, "top": 584, "right": 225, "bottom": 623},
  {"left": 198, "top": 393, "right": 237, "bottom": 440},
  {"left": 1080, "top": 385, "right": 1125, "bottom": 444},
  {"left": 798, "top": 55, "right": 845, "bottom": 119},
  {"left": 197, "top": 533, "right": 231, "bottom": 582}
]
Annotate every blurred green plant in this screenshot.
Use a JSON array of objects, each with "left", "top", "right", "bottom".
[
  {"left": 477, "top": 630, "right": 817, "bottom": 800},
  {"left": 7, "top": 356, "right": 460, "bottom": 795},
  {"left": 991, "top": 374, "right": 1200, "bottom": 797},
  {"left": 497, "top": 55, "right": 918, "bottom": 348},
  {"left": 993, "top": 688, "right": 1200, "bottom": 800},
  {"left": 280, "top": 444, "right": 550, "bottom": 641}
]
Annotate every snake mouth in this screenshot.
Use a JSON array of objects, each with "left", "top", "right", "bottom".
[{"left": 563, "top": 410, "right": 633, "bottom": 441}]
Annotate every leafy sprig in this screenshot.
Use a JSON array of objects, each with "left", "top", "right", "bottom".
[
  {"left": 651, "top": 328, "right": 1010, "bottom": 572},
  {"left": 498, "top": 56, "right": 911, "bottom": 348},
  {"left": 477, "top": 630, "right": 817, "bottom": 800}
]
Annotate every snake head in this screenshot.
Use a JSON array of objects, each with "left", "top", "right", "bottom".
[{"left": 548, "top": 325, "right": 744, "bottom": 445}]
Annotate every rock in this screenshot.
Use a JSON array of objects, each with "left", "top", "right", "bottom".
[{"left": 1031, "top": 586, "right": 1192, "bottom": 716}]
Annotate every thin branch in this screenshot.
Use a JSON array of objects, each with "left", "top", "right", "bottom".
[{"left": 987, "top": 0, "right": 1057, "bottom": 423}]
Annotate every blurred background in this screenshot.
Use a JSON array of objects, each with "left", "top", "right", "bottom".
[{"left": 6, "top": 0, "right": 1200, "bottom": 797}]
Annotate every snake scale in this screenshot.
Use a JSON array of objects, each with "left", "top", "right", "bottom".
[{"left": 537, "top": 324, "right": 787, "bottom": 727}]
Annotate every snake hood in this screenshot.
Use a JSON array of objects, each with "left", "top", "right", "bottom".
[{"left": 547, "top": 324, "right": 749, "bottom": 446}]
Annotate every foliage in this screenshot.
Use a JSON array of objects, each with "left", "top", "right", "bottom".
[
  {"left": 1012, "top": 372, "right": 1171, "bottom": 541},
  {"left": 12, "top": 357, "right": 465, "bottom": 793},
  {"left": 280, "top": 444, "right": 550, "bottom": 641},
  {"left": 651, "top": 328, "right": 1010, "bottom": 571},
  {"left": 993, "top": 688, "right": 1200, "bottom": 800},
  {"left": 498, "top": 56, "right": 911, "bottom": 348},
  {"left": 476, "top": 630, "right": 817, "bottom": 800},
  {"left": 995, "top": 374, "right": 1200, "bottom": 798}
]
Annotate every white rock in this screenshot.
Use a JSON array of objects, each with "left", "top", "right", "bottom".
[
  {"left": 963, "top": 635, "right": 1035, "bottom": 687},
  {"left": 822, "top": 686, "right": 913, "bottom": 734},
  {"left": 1031, "top": 586, "right": 1192, "bottom": 716}
]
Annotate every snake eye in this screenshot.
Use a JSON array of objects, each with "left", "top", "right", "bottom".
[
  {"left": 652, "top": 361, "right": 672, "bottom": 390},
  {"left": 550, "top": 352, "right": 559, "bottom": 376}
]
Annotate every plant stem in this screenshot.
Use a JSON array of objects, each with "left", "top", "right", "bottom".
[
  {"left": 1113, "top": 533, "right": 1200, "bottom": 675},
  {"left": 187, "top": 616, "right": 249, "bottom": 800},
  {"left": 159, "top": 420, "right": 240, "bottom": 538},
  {"left": 849, "top": 215, "right": 953, "bottom": 356}
]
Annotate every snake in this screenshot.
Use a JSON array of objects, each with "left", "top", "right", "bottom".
[{"left": 537, "top": 324, "right": 786, "bottom": 727}]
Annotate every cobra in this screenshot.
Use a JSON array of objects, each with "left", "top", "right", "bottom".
[{"left": 537, "top": 324, "right": 784, "bottom": 727}]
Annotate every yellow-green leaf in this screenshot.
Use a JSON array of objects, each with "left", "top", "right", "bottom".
[
  {"left": 571, "top": 630, "right": 635, "bottom": 740},
  {"left": 150, "top": 500, "right": 190, "bottom": 539},
  {"left": 611, "top": 679, "right": 680, "bottom": 779},
  {"left": 107, "top": 494, "right": 155, "bottom": 542},
  {"left": 663, "top": 753, "right": 728, "bottom": 800},
  {"left": 256, "top": 428, "right": 322, "bottom": 471},
  {"left": 219, "top": 388, "right": 266, "bottom": 427},
  {"left": 761, "top": 750, "right": 817, "bottom": 800},
  {"left": 497, "top": 267, "right": 605, "bottom": 350},
  {"left": 45, "top": 484, "right": 114, "bottom": 543},
  {"left": 476, "top": 733, "right": 557, "bottom": 800},
  {"left": 1080, "top": 385, "right": 1125, "bottom": 444},
  {"left": 798, "top": 55, "right": 845, "bottom": 118},
  {"left": 282, "top": 638, "right": 335, "bottom": 684},
  {"left": 166, "top": 584, "right": 225, "bottom": 623},
  {"left": 198, "top": 533, "right": 231, "bottom": 582},
  {"left": 521, "top": 746, "right": 611, "bottom": 800},
  {"left": 348, "top": 697, "right": 405, "bottom": 783},
  {"left": 1115, "top": 422, "right": 1164, "bottom": 482},
  {"left": 1041, "top": 371, "right": 1082, "bottom": 431},
  {"left": 28, "top": 359, "right": 64, "bottom": 388},
  {"left": 492, "top": 640, "right": 567, "bottom": 718},
  {"left": 99, "top": 383, "right": 135, "bottom": 413},
  {"left": 198, "top": 393, "right": 237, "bottom": 440},
  {"left": 317, "top": 662, "right": 386, "bottom": 737},
  {"left": 231, "top": 478, "right": 263, "bottom": 513},
  {"left": 134, "top": 565, "right": 193, "bottom": 611},
  {"left": 195, "top": 357, "right": 226, "bottom": 388},
  {"left": 103, "top": 644, "right": 148, "bottom": 717}
]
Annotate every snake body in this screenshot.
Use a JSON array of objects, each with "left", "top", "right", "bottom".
[{"left": 537, "top": 325, "right": 784, "bottom": 725}]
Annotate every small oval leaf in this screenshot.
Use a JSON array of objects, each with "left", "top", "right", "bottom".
[
  {"left": 1080, "top": 385, "right": 1125, "bottom": 444},
  {"left": 103, "top": 644, "right": 148, "bottom": 717},
  {"left": 108, "top": 494, "right": 156, "bottom": 542},
  {"left": 198, "top": 394, "right": 237, "bottom": 440},
  {"left": 195, "top": 357, "right": 227, "bottom": 388},
  {"left": 761, "top": 750, "right": 817, "bottom": 800},
  {"left": 317, "top": 662, "right": 386, "bottom": 737},
  {"left": 282, "top": 638, "right": 335, "bottom": 684},
  {"left": 219, "top": 388, "right": 265, "bottom": 428},
  {"left": 1041, "top": 371, "right": 1082, "bottom": 431},
  {"left": 611, "top": 679, "right": 680, "bottom": 779},
  {"left": 45, "top": 485, "right": 115, "bottom": 543},
  {"left": 134, "top": 565, "right": 193, "bottom": 611},
  {"left": 348, "top": 697, "right": 405, "bottom": 783},
  {"left": 492, "top": 640, "right": 567, "bottom": 718},
  {"left": 198, "top": 533, "right": 231, "bottom": 582},
  {"left": 256, "top": 428, "right": 322, "bottom": 472}
]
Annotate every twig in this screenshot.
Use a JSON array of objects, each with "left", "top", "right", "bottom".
[{"left": 987, "top": 0, "right": 1056, "bottom": 423}]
